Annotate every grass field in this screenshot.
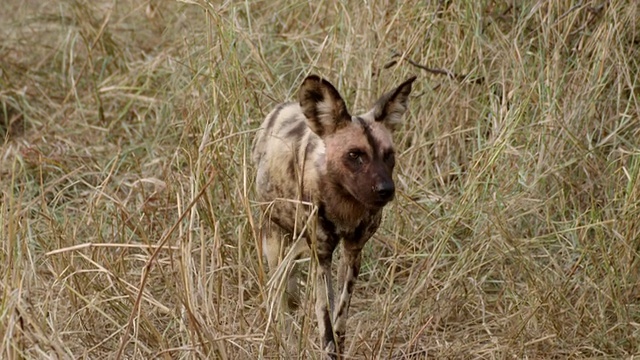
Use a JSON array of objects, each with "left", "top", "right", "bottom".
[{"left": 1, "top": 0, "right": 639, "bottom": 358}]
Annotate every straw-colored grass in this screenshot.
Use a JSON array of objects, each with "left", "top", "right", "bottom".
[{"left": 1, "top": 0, "right": 639, "bottom": 358}]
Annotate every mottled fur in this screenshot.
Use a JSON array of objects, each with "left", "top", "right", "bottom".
[{"left": 253, "top": 75, "right": 416, "bottom": 358}]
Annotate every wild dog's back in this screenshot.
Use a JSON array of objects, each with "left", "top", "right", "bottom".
[{"left": 252, "top": 101, "right": 324, "bottom": 237}]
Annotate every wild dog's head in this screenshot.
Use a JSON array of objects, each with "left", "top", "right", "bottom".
[{"left": 299, "top": 75, "right": 416, "bottom": 208}]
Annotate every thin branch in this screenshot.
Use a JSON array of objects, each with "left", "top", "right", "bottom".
[{"left": 391, "top": 52, "right": 484, "bottom": 85}]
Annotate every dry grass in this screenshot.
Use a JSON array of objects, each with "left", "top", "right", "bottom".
[{"left": 1, "top": 0, "right": 639, "bottom": 358}]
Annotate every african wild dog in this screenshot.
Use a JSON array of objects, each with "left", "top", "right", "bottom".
[{"left": 253, "top": 74, "right": 416, "bottom": 358}]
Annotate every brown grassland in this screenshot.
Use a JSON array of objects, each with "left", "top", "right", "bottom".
[{"left": 1, "top": 0, "right": 639, "bottom": 358}]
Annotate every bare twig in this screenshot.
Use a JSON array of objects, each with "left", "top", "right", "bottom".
[{"left": 391, "top": 52, "right": 484, "bottom": 84}]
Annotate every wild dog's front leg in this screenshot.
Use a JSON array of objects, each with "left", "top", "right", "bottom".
[
  {"left": 314, "top": 241, "right": 338, "bottom": 358},
  {"left": 333, "top": 242, "right": 363, "bottom": 354},
  {"left": 262, "top": 225, "right": 283, "bottom": 273},
  {"left": 262, "top": 225, "right": 302, "bottom": 311}
]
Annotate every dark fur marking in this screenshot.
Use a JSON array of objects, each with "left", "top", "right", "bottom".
[
  {"left": 373, "top": 93, "right": 392, "bottom": 122},
  {"left": 346, "top": 273, "right": 357, "bottom": 294},
  {"left": 287, "top": 293, "right": 300, "bottom": 310},
  {"left": 343, "top": 221, "right": 367, "bottom": 242},
  {"left": 287, "top": 133, "right": 305, "bottom": 209},
  {"left": 351, "top": 262, "right": 360, "bottom": 279},
  {"left": 307, "top": 86, "right": 325, "bottom": 103},
  {"left": 355, "top": 117, "right": 380, "bottom": 160},
  {"left": 286, "top": 120, "right": 307, "bottom": 139},
  {"left": 275, "top": 114, "right": 299, "bottom": 134},
  {"left": 318, "top": 204, "right": 338, "bottom": 240},
  {"left": 322, "top": 308, "right": 335, "bottom": 348},
  {"left": 264, "top": 102, "right": 289, "bottom": 132},
  {"left": 336, "top": 331, "right": 345, "bottom": 353},
  {"left": 286, "top": 157, "right": 295, "bottom": 178},
  {"left": 270, "top": 218, "right": 290, "bottom": 236},
  {"left": 307, "top": 117, "right": 322, "bottom": 137}
]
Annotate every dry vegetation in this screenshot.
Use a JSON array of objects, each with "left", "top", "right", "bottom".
[{"left": 1, "top": 0, "right": 639, "bottom": 358}]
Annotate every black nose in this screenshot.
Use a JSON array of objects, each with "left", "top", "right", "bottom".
[{"left": 374, "top": 181, "right": 395, "bottom": 201}]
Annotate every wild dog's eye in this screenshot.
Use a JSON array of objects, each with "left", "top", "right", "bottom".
[{"left": 347, "top": 150, "right": 365, "bottom": 164}]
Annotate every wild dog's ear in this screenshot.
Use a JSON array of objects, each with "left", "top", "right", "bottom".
[
  {"left": 299, "top": 75, "right": 351, "bottom": 137},
  {"left": 371, "top": 76, "right": 417, "bottom": 131}
]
